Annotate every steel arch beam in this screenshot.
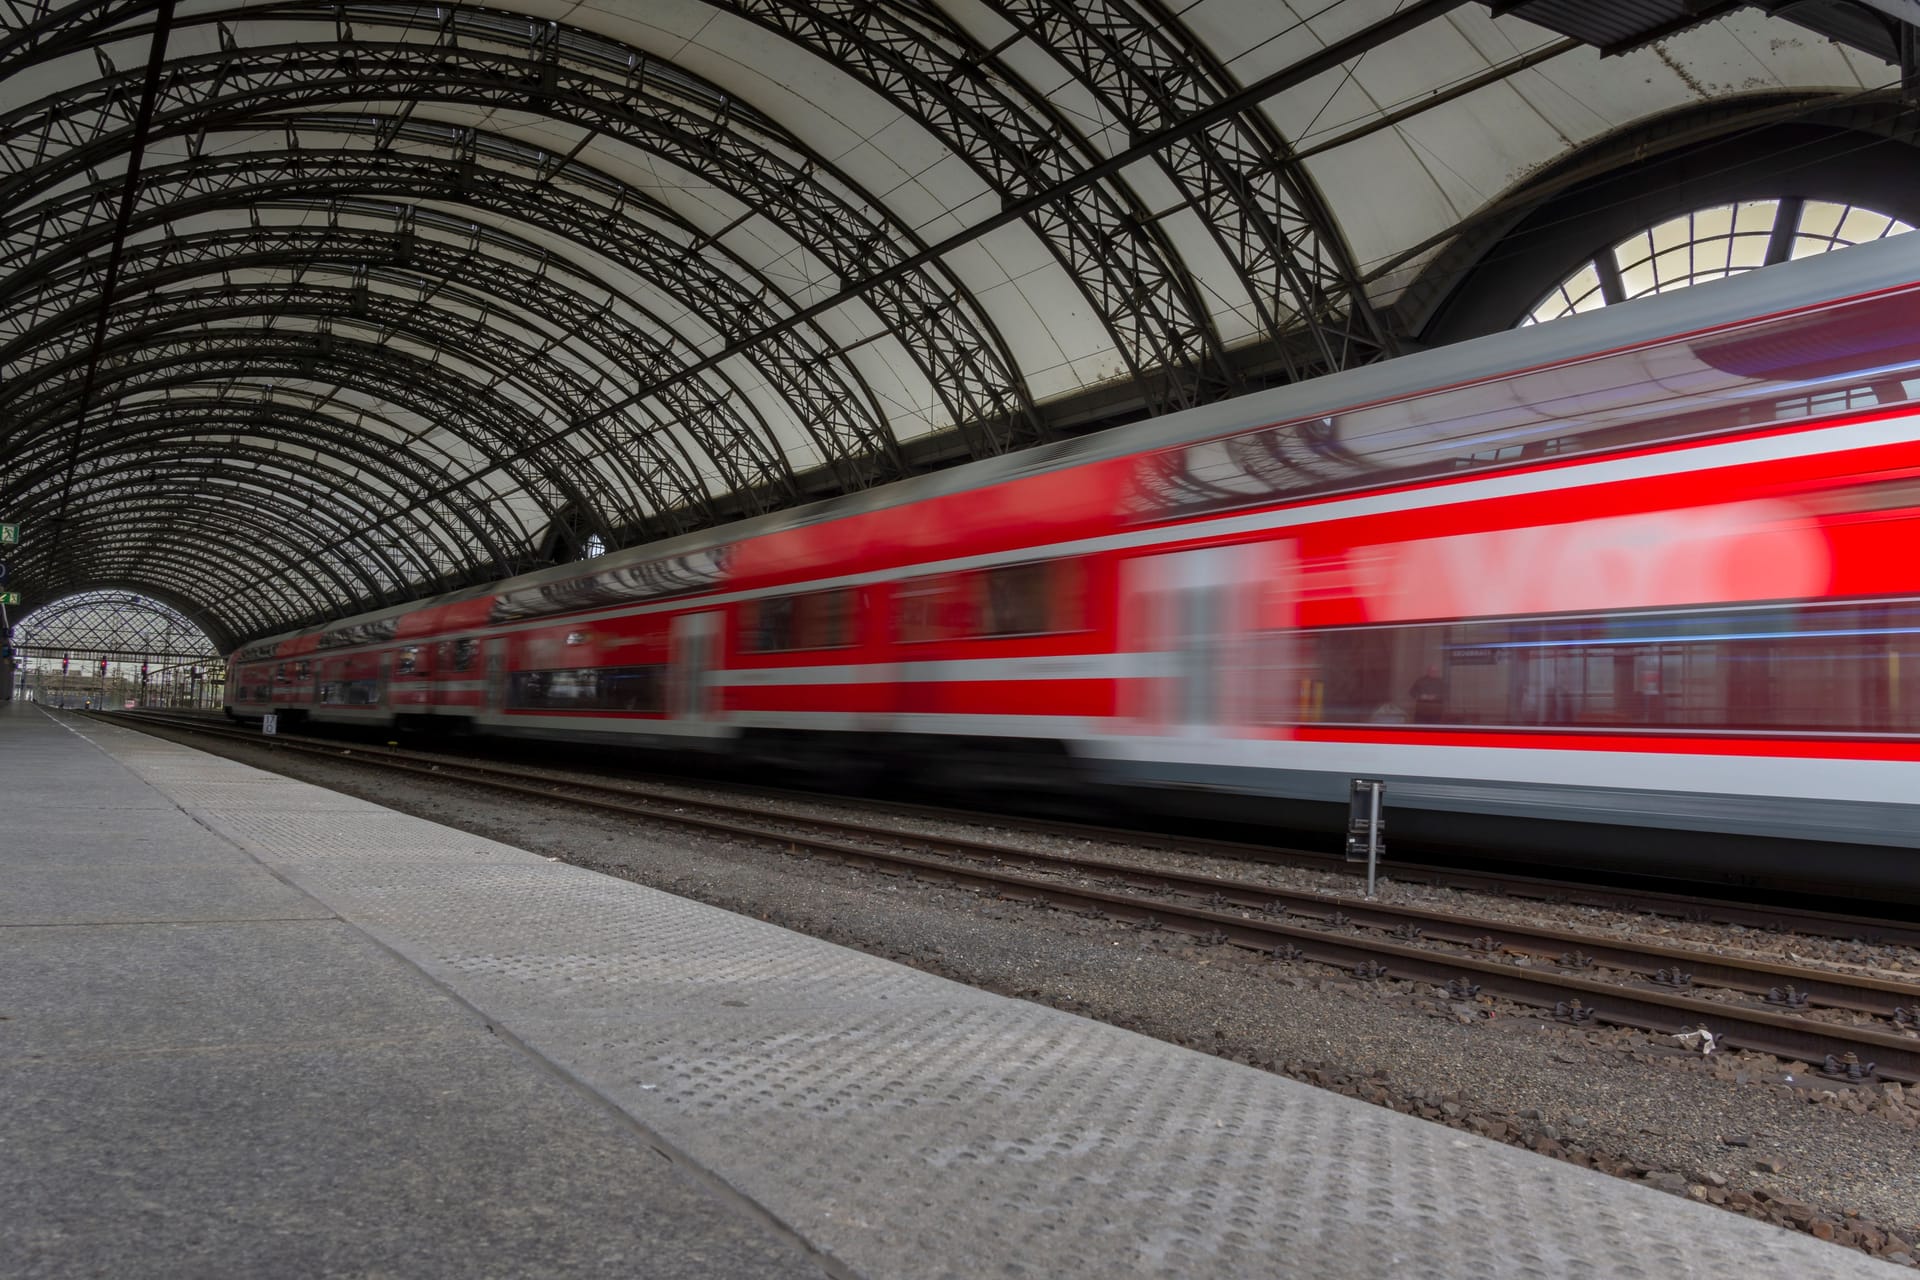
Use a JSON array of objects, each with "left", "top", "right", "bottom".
[
  {"left": 981, "top": 0, "right": 1396, "bottom": 375},
  {"left": 1, "top": 120, "right": 893, "bottom": 504},
  {"left": 10, "top": 448, "right": 425, "bottom": 604},
  {"left": 20, "top": 465, "right": 415, "bottom": 611},
  {"left": 0, "top": 6, "right": 1036, "bottom": 456},
  {"left": 720, "top": 0, "right": 1228, "bottom": 410},
  {"left": 0, "top": 131, "right": 879, "bottom": 506},
  {"left": 27, "top": 499, "right": 350, "bottom": 628},
  {"left": 11, "top": 586, "right": 232, "bottom": 657},
  {"left": 4, "top": 328, "right": 614, "bottom": 546},
  {"left": 1, "top": 217, "right": 738, "bottom": 529},
  {"left": 4, "top": 281, "right": 659, "bottom": 524},
  {"left": 40, "top": 481, "right": 385, "bottom": 622},
  {"left": 1, "top": 393, "right": 526, "bottom": 578}
]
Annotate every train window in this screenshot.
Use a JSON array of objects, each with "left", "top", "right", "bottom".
[
  {"left": 894, "top": 561, "right": 1086, "bottom": 643},
  {"left": 452, "top": 638, "right": 478, "bottom": 672},
  {"left": 897, "top": 579, "right": 952, "bottom": 644},
  {"left": 1264, "top": 597, "right": 1920, "bottom": 736},
  {"left": 980, "top": 562, "right": 1050, "bottom": 636},
  {"left": 744, "top": 588, "right": 855, "bottom": 653},
  {"left": 978, "top": 560, "right": 1086, "bottom": 637},
  {"left": 506, "top": 665, "right": 667, "bottom": 712},
  {"left": 319, "top": 678, "right": 381, "bottom": 705},
  {"left": 396, "top": 646, "right": 420, "bottom": 675}
]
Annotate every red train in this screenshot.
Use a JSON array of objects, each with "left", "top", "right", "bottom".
[{"left": 229, "top": 234, "right": 1920, "bottom": 896}]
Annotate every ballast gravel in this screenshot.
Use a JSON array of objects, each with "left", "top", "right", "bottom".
[{"left": 137, "top": 726, "right": 1920, "bottom": 1267}]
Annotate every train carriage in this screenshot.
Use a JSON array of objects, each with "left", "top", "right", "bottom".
[{"left": 227, "top": 233, "right": 1920, "bottom": 895}]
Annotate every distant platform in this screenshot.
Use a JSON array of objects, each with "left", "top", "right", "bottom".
[{"left": 0, "top": 700, "right": 1898, "bottom": 1278}]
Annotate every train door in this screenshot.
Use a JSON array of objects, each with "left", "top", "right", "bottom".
[
  {"left": 1121, "top": 544, "right": 1259, "bottom": 737},
  {"left": 670, "top": 611, "right": 720, "bottom": 724},
  {"left": 483, "top": 637, "right": 510, "bottom": 718}
]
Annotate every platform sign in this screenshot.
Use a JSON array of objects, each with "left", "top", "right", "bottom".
[
  {"left": 261, "top": 713, "right": 279, "bottom": 736},
  {"left": 0, "top": 523, "right": 16, "bottom": 545}
]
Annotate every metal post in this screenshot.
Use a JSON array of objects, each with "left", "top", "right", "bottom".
[
  {"left": 1366, "top": 780, "right": 1382, "bottom": 900},
  {"left": 1346, "top": 777, "right": 1386, "bottom": 897}
]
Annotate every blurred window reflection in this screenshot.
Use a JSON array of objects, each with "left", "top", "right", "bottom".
[
  {"left": 895, "top": 560, "right": 1087, "bottom": 642},
  {"left": 507, "top": 665, "right": 666, "bottom": 712},
  {"left": 1260, "top": 597, "right": 1920, "bottom": 735},
  {"left": 744, "top": 588, "right": 856, "bottom": 652}
]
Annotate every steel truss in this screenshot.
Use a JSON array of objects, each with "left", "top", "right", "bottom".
[
  {"left": 0, "top": 10, "right": 1033, "bottom": 459},
  {"left": 979, "top": 0, "right": 1394, "bottom": 375},
  {"left": 11, "top": 588, "right": 226, "bottom": 663},
  {"left": 2, "top": 326, "right": 621, "bottom": 634},
  {"left": 5, "top": 277, "right": 656, "bottom": 514},
  {"left": 1, "top": 204, "right": 788, "bottom": 531},
  {"left": 723, "top": 0, "right": 1230, "bottom": 409},
  {"left": 1, "top": 0, "right": 1412, "bottom": 647},
  {"left": 0, "top": 121, "right": 885, "bottom": 506},
  {"left": 3, "top": 392, "right": 525, "bottom": 586}
]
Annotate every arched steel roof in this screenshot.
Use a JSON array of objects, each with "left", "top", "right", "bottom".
[{"left": 2, "top": 0, "right": 1916, "bottom": 649}]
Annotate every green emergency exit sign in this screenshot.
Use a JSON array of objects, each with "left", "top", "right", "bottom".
[
  {"left": 0, "top": 524, "right": 17, "bottom": 545},
  {"left": 0, "top": 591, "right": 19, "bottom": 605}
]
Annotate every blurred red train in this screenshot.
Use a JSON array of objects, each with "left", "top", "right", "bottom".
[{"left": 230, "top": 235, "right": 1920, "bottom": 896}]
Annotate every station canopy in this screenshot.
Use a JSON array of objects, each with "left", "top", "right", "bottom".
[{"left": 2, "top": 0, "right": 1915, "bottom": 651}]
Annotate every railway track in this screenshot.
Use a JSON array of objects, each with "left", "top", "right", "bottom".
[{"left": 97, "top": 708, "right": 1920, "bottom": 1081}]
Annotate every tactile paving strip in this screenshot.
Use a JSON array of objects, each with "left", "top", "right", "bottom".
[{"left": 87, "top": 720, "right": 1906, "bottom": 1279}]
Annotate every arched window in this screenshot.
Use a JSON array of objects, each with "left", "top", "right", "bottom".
[
  {"left": 10, "top": 590, "right": 223, "bottom": 708},
  {"left": 580, "top": 533, "right": 606, "bottom": 560},
  {"left": 1523, "top": 199, "right": 1913, "bottom": 326}
]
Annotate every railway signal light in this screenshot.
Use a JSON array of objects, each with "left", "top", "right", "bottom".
[
  {"left": 140, "top": 663, "right": 149, "bottom": 684},
  {"left": 62, "top": 654, "right": 70, "bottom": 673},
  {"left": 98, "top": 657, "right": 108, "bottom": 676}
]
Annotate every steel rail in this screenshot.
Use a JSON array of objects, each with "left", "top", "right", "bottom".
[{"left": 709, "top": 784, "right": 1920, "bottom": 950}]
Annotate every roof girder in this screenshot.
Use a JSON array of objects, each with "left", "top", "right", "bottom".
[
  {"left": 3, "top": 326, "right": 616, "bottom": 559},
  {"left": 5, "top": 277, "right": 670, "bottom": 520},
  {"left": 0, "top": 120, "right": 903, "bottom": 506},
  {"left": 28, "top": 442, "right": 453, "bottom": 595},
  {"left": 0, "top": 22, "right": 1044, "bottom": 471},
  {"left": 972, "top": 0, "right": 1395, "bottom": 375},
  {"left": 8, "top": 423, "right": 493, "bottom": 594},
  {"left": 6, "top": 391, "right": 528, "bottom": 574}
]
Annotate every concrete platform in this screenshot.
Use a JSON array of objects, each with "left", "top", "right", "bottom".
[{"left": 0, "top": 701, "right": 1903, "bottom": 1279}]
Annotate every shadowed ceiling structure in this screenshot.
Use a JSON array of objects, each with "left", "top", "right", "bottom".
[{"left": 2, "top": 0, "right": 1917, "bottom": 652}]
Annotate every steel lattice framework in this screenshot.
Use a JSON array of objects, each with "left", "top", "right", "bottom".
[
  {"left": 0, "top": 0, "right": 1451, "bottom": 648},
  {"left": 10, "top": 587, "right": 223, "bottom": 660}
]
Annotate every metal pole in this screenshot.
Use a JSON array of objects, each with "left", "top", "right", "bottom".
[{"left": 1366, "top": 781, "right": 1382, "bottom": 899}]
